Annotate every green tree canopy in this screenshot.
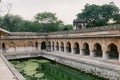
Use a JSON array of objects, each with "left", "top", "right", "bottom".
[
  {"left": 34, "top": 12, "right": 57, "bottom": 23},
  {"left": 77, "top": 2, "right": 120, "bottom": 27},
  {"left": 0, "top": 14, "right": 22, "bottom": 31},
  {"left": 0, "top": 12, "right": 72, "bottom": 32},
  {"left": 16, "top": 20, "right": 41, "bottom": 32},
  {"left": 34, "top": 12, "right": 67, "bottom": 32}
]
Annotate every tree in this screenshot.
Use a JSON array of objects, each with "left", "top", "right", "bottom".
[
  {"left": 0, "top": 14, "right": 22, "bottom": 31},
  {"left": 63, "top": 25, "right": 72, "bottom": 31},
  {"left": 77, "top": 2, "right": 120, "bottom": 27},
  {"left": 34, "top": 12, "right": 64, "bottom": 32},
  {"left": 16, "top": 20, "right": 41, "bottom": 32},
  {"left": 34, "top": 12, "right": 57, "bottom": 23}
]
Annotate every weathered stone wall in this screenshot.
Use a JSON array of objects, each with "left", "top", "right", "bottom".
[{"left": 0, "top": 38, "right": 46, "bottom": 53}]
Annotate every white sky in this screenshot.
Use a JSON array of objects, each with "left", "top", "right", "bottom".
[{"left": 1, "top": 0, "right": 120, "bottom": 24}]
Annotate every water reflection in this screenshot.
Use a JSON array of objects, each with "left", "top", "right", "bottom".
[{"left": 41, "top": 63, "right": 107, "bottom": 80}]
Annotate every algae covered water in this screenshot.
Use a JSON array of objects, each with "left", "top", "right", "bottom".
[{"left": 10, "top": 58, "right": 108, "bottom": 80}]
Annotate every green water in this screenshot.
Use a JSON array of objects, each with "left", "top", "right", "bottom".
[{"left": 10, "top": 58, "right": 108, "bottom": 80}]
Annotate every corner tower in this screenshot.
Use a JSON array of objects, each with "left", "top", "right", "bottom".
[{"left": 73, "top": 19, "right": 88, "bottom": 30}]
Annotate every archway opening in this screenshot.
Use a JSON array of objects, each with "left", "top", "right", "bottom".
[
  {"left": 56, "top": 42, "right": 59, "bottom": 51},
  {"left": 82, "top": 43, "right": 90, "bottom": 56},
  {"left": 60, "top": 42, "right": 64, "bottom": 52},
  {"left": 2, "top": 43, "right": 6, "bottom": 52},
  {"left": 35, "top": 42, "right": 38, "bottom": 49},
  {"left": 41, "top": 41, "right": 46, "bottom": 50},
  {"left": 107, "top": 44, "right": 119, "bottom": 59},
  {"left": 94, "top": 43, "right": 102, "bottom": 57},
  {"left": 73, "top": 42, "right": 80, "bottom": 54},
  {"left": 52, "top": 42, "right": 54, "bottom": 51},
  {"left": 66, "top": 42, "right": 71, "bottom": 53}
]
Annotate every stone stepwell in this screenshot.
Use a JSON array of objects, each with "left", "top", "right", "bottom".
[{"left": 4, "top": 51, "right": 120, "bottom": 80}]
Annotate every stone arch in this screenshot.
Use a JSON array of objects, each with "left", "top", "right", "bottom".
[
  {"left": 9, "top": 42, "right": 16, "bottom": 52},
  {"left": 73, "top": 42, "right": 80, "bottom": 54},
  {"left": 27, "top": 41, "right": 33, "bottom": 47},
  {"left": 107, "top": 43, "right": 119, "bottom": 59},
  {"left": 2, "top": 42, "right": 6, "bottom": 52},
  {"left": 82, "top": 42, "right": 90, "bottom": 55},
  {"left": 27, "top": 41, "right": 34, "bottom": 51},
  {"left": 52, "top": 42, "right": 55, "bottom": 51},
  {"left": 93, "top": 43, "right": 102, "bottom": 57},
  {"left": 66, "top": 42, "right": 71, "bottom": 53},
  {"left": 41, "top": 41, "right": 46, "bottom": 50},
  {"left": 60, "top": 42, "right": 64, "bottom": 52},
  {"left": 56, "top": 42, "right": 59, "bottom": 51}
]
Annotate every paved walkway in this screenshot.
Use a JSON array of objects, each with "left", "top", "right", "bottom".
[{"left": 0, "top": 54, "right": 25, "bottom": 80}]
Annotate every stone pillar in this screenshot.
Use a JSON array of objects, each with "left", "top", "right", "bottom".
[
  {"left": 55, "top": 46, "right": 57, "bottom": 52},
  {"left": 25, "top": 40, "right": 28, "bottom": 52},
  {"left": 90, "top": 50, "right": 94, "bottom": 58},
  {"left": 102, "top": 51, "right": 108, "bottom": 60},
  {"left": 89, "top": 45, "right": 94, "bottom": 58},
  {"left": 59, "top": 46, "right": 61, "bottom": 52},
  {"left": 64, "top": 47, "right": 66, "bottom": 53},
  {"left": 51, "top": 46, "right": 54, "bottom": 52},
  {"left": 71, "top": 48, "right": 74, "bottom": 54},
  {"left": 71, "top": 43, "right": 74, "bottom": 54},
  {"left": 39, "top": 44, "right": 41, "bottom": 51},
  {"left": 0, "top": 43, "right": 1, "bottom": 53},
  {"left": 118, "top": 48, "right": 120, "bottom": 62},
  {"left": 119, "top": 53, "right": 120, "bottom": 62},
  {"left": 80, "top": 49, "right": 84, "bottom": 56},
  {"left": 50, "top": 45, "right": 52, "bottom": 52},
  {"left": 46, "top": 44, "right": 49, "bottom": 51},
  {"left": 15, "top": 46, "right": 16, "bottom": 52}
]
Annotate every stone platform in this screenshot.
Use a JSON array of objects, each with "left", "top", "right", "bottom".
[{"left": 0, "top": 54, "right": 25, "bottom": 80}]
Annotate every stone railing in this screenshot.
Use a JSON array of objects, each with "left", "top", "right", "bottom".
[
  {"left": 1, "top": 32, "right": 47, "bottom": 39},
  {"left": 1, "top": 35, "right": 46, "bottom": 39},
  {"left": 47, "top": 24, "right": 120, "bottom": 35},
  {"left": 9, "top": 32, "right": 47, "bottom": 36}
]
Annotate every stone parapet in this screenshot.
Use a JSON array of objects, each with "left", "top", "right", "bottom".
[{"left": 47, "top": 24, "right": 120, "bottom": 35}]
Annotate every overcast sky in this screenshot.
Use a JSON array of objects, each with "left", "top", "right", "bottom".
[{"left": 1, "top": 0, "right": 120, "bottom": 24}]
